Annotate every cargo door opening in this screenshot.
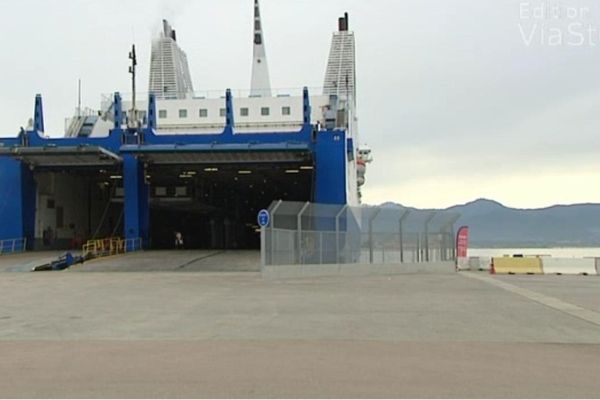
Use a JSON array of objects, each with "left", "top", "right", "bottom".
[
  {"left": 146, "top": 163, "right": 313, "bottom": 250},
  {"left": 33, "top": 167, "right": 124, "bottom": 251}
]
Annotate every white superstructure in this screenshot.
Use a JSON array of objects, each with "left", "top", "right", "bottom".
[
  {"left": 250, "top": 0, "right": 272, "bottom": 97},
  {"left": 148, "top": 20, "right": 194, "bottom": 100},
  {"left": 323, "top": 13, "right": 356, "bottom": 102},
  {"left": 120, "top": 91, "right": 332, "bottom": 134},
  {"left": 322, "top": 13, "right": 369, "bottom": 202}
]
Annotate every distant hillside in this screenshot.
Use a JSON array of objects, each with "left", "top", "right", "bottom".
[{"left": 383, "top": 199, "right": 600, "bottom": 248}]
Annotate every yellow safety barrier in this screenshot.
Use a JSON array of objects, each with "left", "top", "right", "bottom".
[
  {"left": 83, "top": 237, "right": 126, "bottom": 258},
  {"left": 492, "top": 256, "right": 543, "bottom": 275}
]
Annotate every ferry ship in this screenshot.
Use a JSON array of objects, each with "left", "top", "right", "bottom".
[{"left": 0, "top": 1, "right": 372, "bottom": 250}]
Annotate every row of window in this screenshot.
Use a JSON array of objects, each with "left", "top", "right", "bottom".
[{"left": 159, "top": 106, "right": 292, "bottom": 119}]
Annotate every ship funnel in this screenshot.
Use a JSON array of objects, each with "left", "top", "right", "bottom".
[
  {"left": 150, "top": 19, "right": 194, "bottom": 99},
  {"left": 338, "top": 12, "right": 349, "bottom": 31},
  {"left": 162, "top": 19, "right": 177, "bottom": 41},
  {"left": 250, "top": 0, "right": 272, "bottom": 97},
  {"left": 324, "top": 11, "right": 356, "bottom": 102}
]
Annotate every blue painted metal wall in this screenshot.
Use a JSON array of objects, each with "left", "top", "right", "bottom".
[
  {"left": 314, "top": 130, "right": 347, "bottom": 205},
  {"left": 123, "top": 155, "right": 149, "bottom": 246},
  {"left": 0, "top": 158, "right": 36, "bottom": 246}
]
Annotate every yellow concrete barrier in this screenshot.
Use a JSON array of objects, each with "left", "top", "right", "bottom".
[{"left": 492, "top": 256, "right": 543, "bottom": 275}]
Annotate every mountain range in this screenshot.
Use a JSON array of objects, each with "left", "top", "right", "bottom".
[{"left": 381, "top": 199, "right": 600, "bottom": 248}]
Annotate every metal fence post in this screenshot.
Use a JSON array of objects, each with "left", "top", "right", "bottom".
[
  {"left": 260, "top": 226, "right": 266, "bottom": 269},
  {"left": 319, "top": 232, "right": 323, "bottom": 265},
  {"left": 445, "top": 214, "right": 460, "bottom": 261},
  {"left": 335, "top": 205, "right": 348, "bottom": 264},
  {"left": 452, "top": 235, "right": 457, "bottom": 260},
  {"left": 424, "top": 212, "right": 436, "bottom": 263},
  {"left": 368, "top": 208, "right": 381, "bottom": 264},
  {"left": 297, "top": 202, "right": 310, "bottom": 264},
  {"left": 269, "top": 200, "right": 283, "bottom": 266},
  {"left": 398, "top": 210, "right": 410, "bottom": 263}
]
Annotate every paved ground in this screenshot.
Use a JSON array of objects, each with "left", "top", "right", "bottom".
[
  {"left": 0, "top": 250, "right": 261, "bottom": 273},
  {"left": 495, "top": 274, "right": 600, "bottom": 313},
  {"left": 74, "top": 250, "right": 261, "bottom": 272},
  {"left": 0, "top": 253, "right": 599, "bottom": 398},
  {"left": 0, "top": 251, "right": 65, "bottom": 272}
]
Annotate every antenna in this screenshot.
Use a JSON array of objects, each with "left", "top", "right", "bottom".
[
  {"left": 77, "top": 78, "right": 81, "bottom": 117},
  {"left": 128, "top": 44, "right": 137, "bottom": 127}
]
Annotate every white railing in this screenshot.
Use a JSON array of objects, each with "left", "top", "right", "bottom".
[
  {"left": 124, "top": 237, "right": 143, "bottom": 253},
  {"left": 0, "top": 238, "right": 27, "bottom": 255},
  {"left": 103, "top": 87, "right": 324, "bottom": 102}
]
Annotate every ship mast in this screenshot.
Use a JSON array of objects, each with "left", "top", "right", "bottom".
[
  {"left": 250, "top": 0, "right": 272, "bottom": 97},
  {"left": 128, "top": 44, "right": 138, "bottom": 127}
]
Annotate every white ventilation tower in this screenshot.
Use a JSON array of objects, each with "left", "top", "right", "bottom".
[
  {"left": 250, "top": 0, "right": 272, "bottom": 97},
  {"left": 323, "top": 13, "right": 356, "bottom": 104},
  {"left": 149, "top": 20, "right": 194, "bottom": 100}
]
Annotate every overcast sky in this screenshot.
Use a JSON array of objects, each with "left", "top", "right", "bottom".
[{"left": 1, "top": 0, "right": 600, "bottom": 209}]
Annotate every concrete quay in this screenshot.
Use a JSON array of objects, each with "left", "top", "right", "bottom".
[{"left": 0, "top": 251, "right": 599, "bottom": 397}]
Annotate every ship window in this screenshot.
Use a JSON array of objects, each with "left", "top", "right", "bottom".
[
  {"left": 240, "top": 107, "right": 249, "bottom": 117},
  {"left": 199, "top": 109, "right": 208, "bottom": 118},
  {"left": 254, "top": 20, "right": 261, "bottom": 31},
  {"left": 158, "top": 110, "right": 167, "bottom": 119},
  {"left": 282, "top": 106, "right": 291, "bottom": 116},
  {"left": 261, "top": 107, "right": 270, "bottom": 116},
  {"left": 178, "top": 109, "right": 188, "bottom": 118},
  {"left": 254, "top": 33, "right": 262, "bottom": 45},
  {"left": 219, "top": 108, "right": 227, "bottom": 117}
]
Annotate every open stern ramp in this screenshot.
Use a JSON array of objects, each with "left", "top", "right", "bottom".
[
  {"left": 0, "top": 146, "right": 122, "bottom": 168},
  {"left": 120, "top": 143, "right": 311, "bottom": 165}
]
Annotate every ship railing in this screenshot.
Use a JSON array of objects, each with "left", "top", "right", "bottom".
[
  {"left": 82, "top": 237, "right": 142, "bottom": 258},
  {"left": 154, "top": 120, "right": 304, "bottom": 132},
  {"left": 233, "top": 121, "right": 304, "bottom": 130},
  {"left": 123, "top": 237, "right": 143, "bottom": 252},
  {"left": 103, "top": 87, "right": 324, "bottom": 102},
  {"left": 0, "top": 238, "right": 27, "bottom": 255}
]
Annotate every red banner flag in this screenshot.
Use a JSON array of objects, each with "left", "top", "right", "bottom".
[{"left": 456, "top": 226, "right": 469, "bottom": 259}]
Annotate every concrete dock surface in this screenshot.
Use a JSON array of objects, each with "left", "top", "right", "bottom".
[
  {"left": 0, "top": 251, "right": 66, "bottom": 272},
  {"left": 0, "top": 251, "right": 599, "bottom": 398},
  {"left": 74, "top": 250, "right": 261, "bottom": 272}
]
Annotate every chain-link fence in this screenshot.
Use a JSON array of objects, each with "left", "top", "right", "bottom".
[{"left": 263, "top": 201, "right": 460, "bottom": 266}]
